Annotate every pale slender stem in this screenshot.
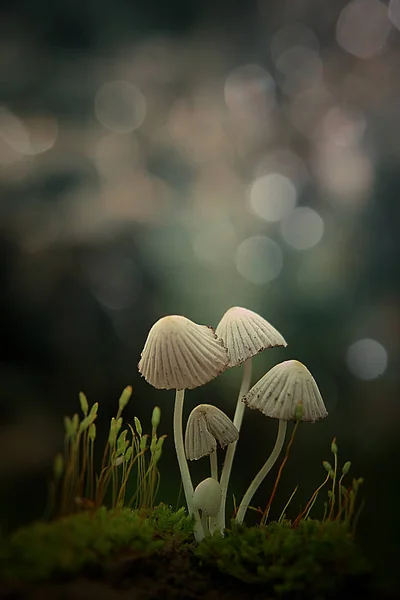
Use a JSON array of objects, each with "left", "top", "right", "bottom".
[
  {"left": 210, "top": 450, "right": 218, "bottom": 481},
  {"left": 235, "top": 419, "right": 287, "bottom": 524},
  {"left": 173, "top": 389, "right": 204, "bottom": 541},
  {"left": 209, "top": 450, "right": 219, "bottom": 534},
  {"left": 217, "top": 358, "right": 253, "bottom": 532}
]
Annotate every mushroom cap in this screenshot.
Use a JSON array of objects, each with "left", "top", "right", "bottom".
[
  {"left": 185, "top": 404, "right": 239, "bottom": 461},
  {"left": 193, "top": 477, "right": 222, "bottom": 517},
  {"left": 243, "top": 360, "right": 328, "bottom": 422},
  {"left": 215, "top": 306, "right": 287, "bottom": 367},
  {"left": 138, "top": 315, "right": 228, "bottom": 390}
]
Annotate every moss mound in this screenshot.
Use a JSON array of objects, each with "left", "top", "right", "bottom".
[
  {"left": 0, "top": 504, "right": 193, "bottom": 582},
  {"left": 196, "top": 519, "right": 370, "bottom": 597}
]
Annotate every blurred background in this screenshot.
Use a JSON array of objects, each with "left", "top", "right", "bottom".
[{"left": 0, "top": 0, "right": 399, "bottom": 589}]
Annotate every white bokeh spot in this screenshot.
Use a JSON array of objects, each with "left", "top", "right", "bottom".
[
  {"left": 281, "top": 207, "right": 324, "bottom": 250},
  {"left": 95, "top": 80, "right": 147, "bottom": 133},
  {"left": 236, "top": 236, "right": 283, "bottom": 284},
  {"left": 346, "top": 338, "right": 388, "bottom": 380},
  {"left": 249, "top": 173, "right": 297, "bottom": 222}
]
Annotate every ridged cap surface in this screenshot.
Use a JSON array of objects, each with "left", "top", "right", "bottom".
[
  {"left": 243, "top": 360, "right": 328, "bottom": 422},
  {"left": 185, "top": 403, "right": 239, "bottom": 460},
  {"left": 138, "top": 315, "right": 228, "bottom": 390},
  {"left": 215, "top": 306, "right": 287, "bottom": 367}
]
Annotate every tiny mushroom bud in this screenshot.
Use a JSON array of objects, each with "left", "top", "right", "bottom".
[{"left": 193, "top": 477, "right": 222, "bottom": 518}]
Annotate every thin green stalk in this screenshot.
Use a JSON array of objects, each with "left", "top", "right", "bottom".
[
  {"left": 352, "top": 499, "right": 365, "bottom": 534},
  {"left": 303, "top": 490, "right": 320, "bottom": 520},
  {"left": 89, "top": 437, "right": 95, "bottom": 500},
  {"left": 328, "top": 439, "right": 338, "bottom": 520},
  {"left": 293, "top": 472, "right": 330, "bottom": 527},
  {"left": 278, "top": 486, "right": 298, "bottom": 523}
]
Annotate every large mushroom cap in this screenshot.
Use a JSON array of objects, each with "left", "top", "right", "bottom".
[
  {"left": 215, "top": 306, "right": 287, "bottom": 367},
  {"left": 243, "top": 359, "right": 328, "bottom": 422},
  {"left": 185, "top": 404, "right": 239, "bottom": 461},
  {"left": 138, "top": 315, "right": 228, "bottom": 390}
]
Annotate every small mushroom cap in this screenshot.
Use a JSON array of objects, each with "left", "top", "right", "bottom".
[
  {"left": 215, "top": 306, "right": 287, "bottom": 367},
  {"left": 138, "top": 315, "right": 228, "bottom": 390},
  {"left": 193, "top": 477, "right": 222, "bottom": 517},
  {"left": 185, "top": 404, "right": 239, "bottom": 460},
  {"left": 243, "top": 360, "right": 328, "bottom": 422}
]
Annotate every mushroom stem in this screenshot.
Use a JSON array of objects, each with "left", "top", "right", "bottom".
[
  {"left": 217, "top": 358, "right": 253, "bottom": 532},
  {"left": 235, "top": 419, "right": 287, "bottom": 524},
  {"left": 209, "top": 451, "right": 218, "bottom": 534},
  {"left": 210, "top": 450, "right": 218, "bottom": 481},
  {"left": 201, "top": 513, "right": 210, "bottom": 537},
  {"left": 173, "top": 389, "right": 204, "bottom": 541}
]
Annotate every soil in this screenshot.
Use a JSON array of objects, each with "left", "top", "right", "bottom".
[{"left": 0, "top": 541, "right": 391, "bottom": 600}]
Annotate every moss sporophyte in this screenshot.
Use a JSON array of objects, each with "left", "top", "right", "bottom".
[{"left": 0, "top": 307, "right": 369, "bottom": 598}]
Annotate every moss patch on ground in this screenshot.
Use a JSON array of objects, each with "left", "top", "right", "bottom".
[
  {"left": 0, "top": 504, "right": 193, "bottom": 583},
  {"left": 0, "top": 506, "right": 378, "bottom": 600},
  {"left": 196, "top": 519, "right": 370, "bottom": 598}
]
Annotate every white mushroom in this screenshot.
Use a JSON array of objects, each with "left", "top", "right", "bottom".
[
  {"left": 193, "top": 477, "right": 222, "bottom": 536},
  {"left": 138, "top": 315, "right": 228, "bottom": 541},
  {"left": 235, "top": 359, "right": 328, "bottom": 524},
  {"left": 215, "top": 307, "right": 287, "bottom": 531},
  {"left": 185, "top": 403, "right": 239, "bottom": 479},
  {"left": 193, "top": 477, "right": 222, "bottom": 516}
]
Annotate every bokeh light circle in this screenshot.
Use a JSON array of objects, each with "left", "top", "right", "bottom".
[
  {"left": 95, "top": 80, "right": 147, "bottom": 133},
  {"left": 249, "top": 173, "right": 297, "bottom": 222},
  {"left": 346, "top": 338, "right": 388, "bottom": 380},
  {"left": 281, "top": 207, "right": 324, "bottom": 250},
  {"left": 236, "top": 236, "right": 283, "bottom": 284},
  {"left": 336, "top": 0, "right": 392, "bottom": 59},
  {"left": 271, "top": 23, "right": 319, "bottom": 64},
  {"left": 389, "top": 0, "right": 400, "bottom": 30},
  {"left": 224, "top": 64, "right": 275, "bottom": 115}
]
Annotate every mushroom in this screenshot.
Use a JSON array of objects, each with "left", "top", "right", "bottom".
[
  {"left": 193, "top": 477, "right": 222, "bottom": 536},
  {"left": 235, "top": 359, "right": 328, "bottom": 524},
  {"left": 185, "top": 403, "right": 239, "bottom": 480},
  {"left": 215, "top": 306, "right": 287, "bottom": 530},
  {"left": 138, "top": 315, "right": 228, "bottom": 541}
]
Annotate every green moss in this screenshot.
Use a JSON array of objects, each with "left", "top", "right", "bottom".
[
  {"left": 0, "top": 507, "right": 162, "bottom": 582},
  {"left": 149, "top": 503, "right": 194, "bottom": 541},
  {"left": 0, "top": 504, "right": 197, "bottom": 583},
  {"left": 196, "top": 519, "right": 369, "bottom": 597},
  {"left": 0, "top": 510, "right": 371, "bottom": 596}
]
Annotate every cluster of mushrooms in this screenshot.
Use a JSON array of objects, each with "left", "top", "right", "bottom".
[{"left": 138, "top": 307, "right": 328, "bottom": 542}]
